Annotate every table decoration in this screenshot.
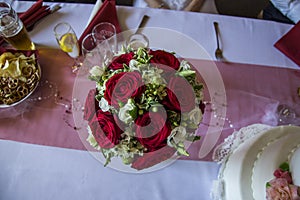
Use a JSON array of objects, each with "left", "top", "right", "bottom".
[
  {"left": 266, "top": 162, "right": 300, "bottom": 200},
  {"left": 83, "top": 47, "right": 205, "bottom": 170}
]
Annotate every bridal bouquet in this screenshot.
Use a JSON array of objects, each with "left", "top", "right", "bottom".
[{"left": 83, "top": 47, "right": 204, "bottom": 170}]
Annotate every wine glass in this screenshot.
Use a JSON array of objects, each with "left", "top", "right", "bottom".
[
  {"left": 276, "top": 104, "right": 300, "bottom": 126},
  {"left": 53, "top": 22, "right": 82, "bottom": 72},
  {"left": 125, "top": 33, "right": 149, "bottom": 50},
  {"left": 92, "top": 22, "right": 117, "bottom": 53},
  {"left": 81, "top": 33, "right": 103, "bottom": 68}
]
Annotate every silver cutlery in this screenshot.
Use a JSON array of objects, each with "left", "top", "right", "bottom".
[
  {"left": 213, "top": 21, "right": 223, "bottom": 60},
  {"left": 27, "top": 4, "right": 62, "bottom": 32},
  {"left": 135, "top": 15, "right": 149, "bottom": 34}
]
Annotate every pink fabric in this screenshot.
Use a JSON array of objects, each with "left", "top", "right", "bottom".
[
  {"left": 0, "top": 51, "right": 299, "bottom": 161},
  {"left": 0, "top": 48, "right": 85, "bottom": 150},
  {"left": 186, "top": 59, "right": 300, "bottom": 160}
]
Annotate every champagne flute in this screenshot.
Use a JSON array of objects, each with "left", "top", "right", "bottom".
[{"left": 53, "top": 22, "right": 81, "bottom": 72}]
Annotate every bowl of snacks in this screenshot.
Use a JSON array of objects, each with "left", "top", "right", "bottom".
[{"left": 0, "top": 48, "right": 41, "bottom": 108}]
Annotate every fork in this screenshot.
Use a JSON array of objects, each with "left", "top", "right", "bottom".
[{"left": 213, "top": 21, "right": 223, "bottom": 60}]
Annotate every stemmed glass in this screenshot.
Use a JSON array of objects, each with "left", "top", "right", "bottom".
[
  {"left": 92, "top": 22, "right": 117, "bottom": 53},
  {"left": 81, "top": 33, "right": 102, "bottom": 69},
  {"left": 126, "top": 33, "right": 149, "bottom": 50},
  {"left": 54, "top": 22, "right": 82, "bottom": 72},
  {"left": 276, "top": 104, "right": 300, "bottom": 126},
  {"left": 92, "top": 22, "right": 117, "bottom": 64}
]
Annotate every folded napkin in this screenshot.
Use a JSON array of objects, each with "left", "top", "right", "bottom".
[
  {"left": 274, "top": 21, "right": 300, "bottom": 66},
  {"left": 0, "top": 0, "right": 51, "bottom": 46},
  {"left": 78, "top": 0, "right": 122, "bottom": 47}
]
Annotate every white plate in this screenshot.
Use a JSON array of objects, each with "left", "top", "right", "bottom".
[{"left": 220, "top": 125, "right": 300, "bottom": 200}]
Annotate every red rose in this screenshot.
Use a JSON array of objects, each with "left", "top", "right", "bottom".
[
  {"left": 135, "top": 111, "right": 171, "bottom": 152},
  {"left": 84, "top": 89, "right": 99, "bottom": 121},
  {"left": 131, "top": 146, "right": 176, "bottom": 170},
  {"left": 162, "top": 76, "right": 196, "bottom": 113},
  {"left": 104, "top": 71, "right": 144, "bottom": 107},
  {"left": 274, "top": 169, "right": 293, "bottom": 184},
  {"left": 108, "top": 52, "right": 134, "bottom": 70},
  {"left": 266, "top": 178, "right": 300, "bottom": 200},
  {"left": 88, "top": 110, "right": 122, "bottom": 148},
  {"left": 149, "top": 50, "right": 180, "bottom": 71}
]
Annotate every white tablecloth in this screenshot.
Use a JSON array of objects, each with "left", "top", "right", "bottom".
[{"left": 1, "top": 1, "right": 298, "bottom": 200}]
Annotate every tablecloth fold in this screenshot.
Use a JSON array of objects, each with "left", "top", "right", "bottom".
[
  {"left": 274, "top": 21, "right": 300, "bottom": 66},
  {"left": 78, "top": 0, "right": 122, "bottom": 47}
]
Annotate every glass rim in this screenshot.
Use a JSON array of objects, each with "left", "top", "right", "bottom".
[
  {"left": 53, "top": 22, "right": 74, "bottom": 36},
  {"left": 0, "top": 1, "right": 11, "bottom": 9},
  {"left": 0, "top": 2, "right": 20, "bottom": 30},
  {"left": 92, "top": 22, "right": 116, "bottom": 34},
  {"left": 81, "top": 33, "right": 97, "bottom": 52}
]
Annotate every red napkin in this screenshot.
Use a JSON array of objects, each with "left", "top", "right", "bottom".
[
  {"left": 0, "top": 0, "right": 51, "bottom": 46},
  {"left": 78, "top": 0, "right": 122, "bottom": 47},
  {"left": 274, "top": 21, "right": 300, "bottom": 67}
]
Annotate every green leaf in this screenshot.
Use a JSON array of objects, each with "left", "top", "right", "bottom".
[
  {"left": 279, "top": 162, "right": 289, "bottom": 171},
  {"left": 129, "top": 106, "right": 138, "bottom": 120},
  {"left": 266, "top": 182, "right": 271, "bottom": 188},
  {"left": 185, "top": 134, "right": 201, "bottom": 142},
  {"left": 177, "top": 146, "right": 190, "bottom": 156},
  {"left": 192, "top": 135, "right": 201, "bottom": 142},
  {"left": 178, "top": 70, "right": 195, "bottom": 78}
]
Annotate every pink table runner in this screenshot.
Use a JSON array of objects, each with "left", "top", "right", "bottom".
[
  {"left": 0, "top": 49, "right": 299, "bottom": 161},
  {"left": 0, "top": 48, "right": 86, "bottom": 150}
]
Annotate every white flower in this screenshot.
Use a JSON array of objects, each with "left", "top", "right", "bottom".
[
  {"left": 99, "top": 97, "right": 110, "bottom": 112},
  {"left": 167, "top": 126, "right": 190, "bottom": 156},
  {"left": 129, "top": 59, "right": 140, "bottom": 71},
  {"left": 118, "top": 99, "right": 137, "bottom": 124},
  {"left": 89, "top": 65, "right": 105, "bottom": 77},
  {"left": 168, "top": 126, "right": 187, "bottom": 145},
  {"left": 142, "top": 67, "right": 165, "bottom": 85},
  {"left": 86, "top": 126, "right": 100, "bottom": 150},
  {"left": 189, "top": 106, "right": 203, "bottom": 125},
  {"left": 180, "top": 60, "right": 191, "bottom": 70}
]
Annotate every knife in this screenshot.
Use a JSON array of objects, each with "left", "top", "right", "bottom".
[{"left": 26, "top": 4, "right": 62, "bottom": 32}]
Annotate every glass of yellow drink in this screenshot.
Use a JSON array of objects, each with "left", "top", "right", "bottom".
[
  {"left": 54, "top": 22, "right": 81, "bottom": 72},
  {"left": 0, "top": 1, "right": 35, "bottom": 50}
]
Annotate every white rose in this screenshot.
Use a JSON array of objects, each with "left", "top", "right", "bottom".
[
  {"left": 118, "top": 99, "right": 137, "bottom": 124},
  {"left": 168, "top": 126, "right": 187, "bottom": 145},
  {"left": 89, "top": 65, "right": 104, "bottom": 77},
  {"left": 129, "top": 59, "right": 140, "bottom": 71},
  {"left": 86, "top": 126, "right": 100, "bottom": 150},
  {"left": 180, "top": 60, "right": 191, "bottom": 70},
  {"left": 189, "top": 107, "right": 203, "bottom": 125},
  {"left": 99, "top": 97, "right": 110, "bottom": 112}
]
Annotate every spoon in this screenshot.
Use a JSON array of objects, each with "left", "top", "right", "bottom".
[{"left": 213, "top": 22, "right": 223, "bottom": 60}]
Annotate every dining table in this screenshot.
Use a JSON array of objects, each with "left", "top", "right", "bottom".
[{"left": 1, "top": 1, "right": 299, "bottom": 200}]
